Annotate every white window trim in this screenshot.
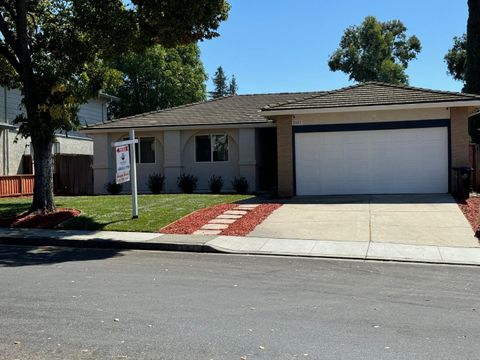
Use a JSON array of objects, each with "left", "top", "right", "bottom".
[
  {"left": 194, "top": 134, "right": 230, "bottom": 163},
  {"left": 123, "top": 136, "right": 156, "bottom": 164}
]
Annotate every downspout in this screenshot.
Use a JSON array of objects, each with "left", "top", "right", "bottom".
[{"left": 5, "top": 87, "right": 9, "bottom": 175}]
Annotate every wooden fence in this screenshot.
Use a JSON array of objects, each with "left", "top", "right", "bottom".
[
  {"left": 54, "top": 154, "right": 93, "bottom": 195},
  {"left": 0, "top": 175, "right": 34, "bottom": 197},
  {"left": 0, "top": 154, "right": 93, "bottom": 197}
]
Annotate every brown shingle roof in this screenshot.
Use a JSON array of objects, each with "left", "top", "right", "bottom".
[
  {"left": 84, "top": 92, "right": 323, "bottom": 130},
  {"left": 262, "top": 82, "right": 480, "bottom": 112},
  {"left": 84, "top": 82, "right": 480, "bottom": 130}
]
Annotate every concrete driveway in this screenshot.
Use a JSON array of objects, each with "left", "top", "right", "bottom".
[{"left": 249, "top": 194, "right": 478, "bottom": 247}]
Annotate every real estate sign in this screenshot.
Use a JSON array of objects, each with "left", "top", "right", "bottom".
[{"left": 115, "top": 145, "right": 130, "bottom": 184}]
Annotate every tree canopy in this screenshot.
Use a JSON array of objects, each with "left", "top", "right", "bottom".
[
  {"left": 328, "top": 16, "right": 421, "bottom": 85},
  {"left": 228, "top": 74, "right": 238, "bottom": 95},
  {"left": 465, "top": 0, "right": 480, "bottom": 95},
  {"left": 445, "top": 34, "right": 467, "bottom": 85},
  {"left": 109, "top": 44, "right": 208, "bottom": 118},
  {"left": 444, "top": 1, "right": 480, "bottom": 143},
  {"left": 0, "top": 0, "right": 230, "bottom": 213},
  {"left": 209, "top": 66, "right": 238, "bottom": 98}
]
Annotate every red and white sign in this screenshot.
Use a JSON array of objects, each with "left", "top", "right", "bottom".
[{"left": 116, "top": 145, "right": 130, "bottom": 184}]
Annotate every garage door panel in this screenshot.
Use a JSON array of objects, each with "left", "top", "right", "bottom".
[{"left": 295, "top": 127, "right": 448, "bottom": 195}]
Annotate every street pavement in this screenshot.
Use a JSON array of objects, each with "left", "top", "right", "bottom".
[{"left": 0, "top": 245, "right": 479, "bottom": 359}]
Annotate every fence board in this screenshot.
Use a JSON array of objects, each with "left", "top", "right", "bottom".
[
  {"left": 54, "top": 154, "right": 93, "bottom": 195},
  {"left": 0, "top": 175, "right": 34, "bottom": 197}
]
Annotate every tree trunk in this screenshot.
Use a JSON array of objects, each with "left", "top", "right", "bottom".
[{"left": 30, "top": 139, "right": 56, "bottom": 214}]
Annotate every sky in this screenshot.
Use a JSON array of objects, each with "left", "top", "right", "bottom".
[{"left": 199, "top": 0, "right": 468, "bottom": 95}]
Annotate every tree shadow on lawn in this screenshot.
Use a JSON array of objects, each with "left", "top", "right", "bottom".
[
  {"left": 0, "top": 244, "right": 124, "bottom": 267},
  {"left": 59, "top": 215, "right": 127, "bottom": 231}
]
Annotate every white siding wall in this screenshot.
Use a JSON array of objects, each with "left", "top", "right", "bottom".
[{"left": 0, "top": 87, "right": 107, "bottom": 175}]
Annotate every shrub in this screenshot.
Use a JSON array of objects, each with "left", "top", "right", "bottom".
[
  {"left": 232, "top": 176, "right": 249, "bottom": 194},
  {"left": 208, "top": 175, "right": 224, "bottom": 194},
  {"left": 177, "top": 173, "right": 198, "bottom": 193},
  {"left": 104, "top": 181, "right": 123, "bottom": 195},
  {"left": 147, "top": 173, "right": 165, "bottom": 194}
]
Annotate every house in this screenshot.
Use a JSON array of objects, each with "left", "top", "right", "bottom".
[
  {"left": 0, "top": 86, "right": 116, "bottom": 176},
  {"left": 83, "top": 82, "right": 480, "bottom": 196}
]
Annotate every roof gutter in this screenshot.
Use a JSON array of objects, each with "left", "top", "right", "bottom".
[
  {"left": 81, "top": 121, "right": 275, "bottom": 134},
  {"left": 261, "top": 100, "right": 480, "bottom": 117}
]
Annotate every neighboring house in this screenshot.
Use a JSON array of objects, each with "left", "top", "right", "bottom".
[
  {"left": 0, "top": 87, "right": 115, "bottom": 175},
  {"left": 83, "top": 82, "right": 480, "bottom": 196}
]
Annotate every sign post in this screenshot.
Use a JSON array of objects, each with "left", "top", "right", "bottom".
[
  {"left": 112, "top": 131, "right": 139, "bottom": 219},
  {"left": 129, "top": 129, "right": 138, "bottom": 219}
]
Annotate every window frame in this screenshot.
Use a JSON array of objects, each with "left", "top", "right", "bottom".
[
  {"left": 194, "top": 134, "right": 230, "bottom": 163},
  {"left": 122, "top": 136, "right": 156, "bottom": 164}
]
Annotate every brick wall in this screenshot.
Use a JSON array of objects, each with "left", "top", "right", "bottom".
[{"left": 276, "top": 115, "right": 294, "bottom": 197}]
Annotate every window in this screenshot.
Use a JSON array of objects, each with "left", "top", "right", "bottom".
[
  {"left": 123, "top": 137, "right": 155, "bottom": 164},
  {"left": 139, "top": 137, "right": 155, "bottom": 163},
  {"left": 195, "top": 134, "right": 229, "bottom": 162}
]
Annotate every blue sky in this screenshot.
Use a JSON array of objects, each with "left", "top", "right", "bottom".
[{"left": 199, "top": 0, "right": 468, "bottom": 94}]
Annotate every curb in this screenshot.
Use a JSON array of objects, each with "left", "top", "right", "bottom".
[
  {"left": 0, "top": 236, "right": 221, "bottom": 254},
  {"left": 1, "top": 236, "right": 479, "bottom": 268}
]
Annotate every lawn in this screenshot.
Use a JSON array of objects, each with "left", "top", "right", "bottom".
[{"left": 0, "top": 194, "right": 252, "bottom": 232}]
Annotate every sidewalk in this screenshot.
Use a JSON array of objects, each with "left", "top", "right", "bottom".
[{"left": 0, "top": 228, "right": 479, "bottom": 266}]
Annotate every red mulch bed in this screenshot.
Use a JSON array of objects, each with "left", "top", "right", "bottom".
[
  {"left": 220, "top": 203, "right": 282, "bottom": 236},
  {"left": 456, "top": 196, "right": 480, "bottom": 232},
  {"left": 160, "top": 203, "right": 236, "bottom": 234},
  {"left": 0, "top": 208, "right": 81, "bottom": 229}
]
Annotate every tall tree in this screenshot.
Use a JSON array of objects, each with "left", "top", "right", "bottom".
[
  {"left": 465, "top": 0, "right": 480, "bottom": 94},
  {"left": 328, "top": 16, "right": 421, "bottom": 85},
  {"left": 0, "top": 0, "right": 229, "bottom": 213},
  {"left": 444, "top": 1, "right": 480, "bottom": 143},
  {"left": 109, "top": 44, "right": 208, "bottom": 118},
  {"left": 209, "top": 66, "right": 228, "bottom": 98},
  {"left": 228, "top": 74, "right": 238, "bottom": 95}
]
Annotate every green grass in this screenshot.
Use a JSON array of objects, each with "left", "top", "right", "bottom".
[{"left": 0, "top": 194, "right": 252, "bottom": 232}]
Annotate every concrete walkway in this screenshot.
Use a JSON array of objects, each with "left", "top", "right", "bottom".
[
  {"left": 1, "top": 228, "right": 480, "bottom": 266},
  {"left": 250, "top": 194, "right": 477, "bottom": 247}
]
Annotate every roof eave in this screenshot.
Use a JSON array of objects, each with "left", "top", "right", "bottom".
[
  {"left": 261, "top": 100, "right": 480, "bottom": 117},
  {"left": 82, "top": 121, "right": 274, "bottom": 134}
]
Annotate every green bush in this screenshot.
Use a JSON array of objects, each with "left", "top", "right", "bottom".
[
  {"left": 232, "top": 176, "right": 249, "bottom": 194},
  {"left": 147, "top": 173, "right": 165, "bottom": 194},
  {"left": 208, "top": 175, "right": 224, "bottom": 194},
  {"left": 177, "top": 173, "right": 198, "bottom": 193},
  {"left": 104, "top": 181, "right": 123, "bottom": 195}
]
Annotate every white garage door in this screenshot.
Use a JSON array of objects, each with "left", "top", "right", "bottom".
[{"left": 294, "top": 127, "right": 449, "bottom": 195}]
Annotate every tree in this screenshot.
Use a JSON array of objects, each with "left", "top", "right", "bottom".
[
  {"left": 109, "top": 44, "right": 208, "bottom": 118},
  {"left": 465, "top": 0, "right": 480, "bottom": 95},
  {"left": 328, "top": 16, "right": 422, "bottom": 85},
  {"left": 445, "top": 34, "right": 467, "bottom": 85},
  {"left": 228, "top": 74, "right": 238, "bottom": 95},
  {"left": 0, "top": 0, "right": 229, "bottom": 213},
  {"left": 209, "top": 66, "right": 228, "bottom": 98},
  {"left": 445, "top": 1, "right": 480, "bottom": 143}
]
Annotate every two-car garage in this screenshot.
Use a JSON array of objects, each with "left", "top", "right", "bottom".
[{"left": 294, "top": 121, "right": 450, "bottom": 196}]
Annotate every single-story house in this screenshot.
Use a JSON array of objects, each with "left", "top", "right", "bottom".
[
  {"left": 0, "top": 86, "right": 116, "bottom": 175},
  {"left": 83, "top": 82, "right": 480, "bottom": 196}
]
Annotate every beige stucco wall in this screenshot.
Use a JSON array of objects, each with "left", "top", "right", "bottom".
[
  {"left": 90, "top": 127, "right": 258, "bottom": 194},
  {"left": 181, "top": 129, "right": 240, "bottom": 192},
  {"left": 93, "top": 131, "right": 165, "bottom": 194},
  {"left": 55, "top": 136, "right": 93, "bottom": 155},
  {"left": 293, "top": 107, "right": 450, "bottom": 125}
]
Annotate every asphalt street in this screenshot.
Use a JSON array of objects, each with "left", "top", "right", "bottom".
[{"left": 0, "top": 245, "right": 479, "bottom": 359}]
